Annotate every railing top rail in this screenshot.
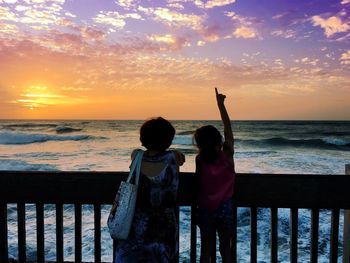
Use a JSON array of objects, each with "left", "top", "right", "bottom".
[{"left": 0, "top": 171, "right": 350, "bottom": 208}]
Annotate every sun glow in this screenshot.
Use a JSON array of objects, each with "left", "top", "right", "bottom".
[{"left": 14, "top": 85, "right": 90, "bottom": 110}]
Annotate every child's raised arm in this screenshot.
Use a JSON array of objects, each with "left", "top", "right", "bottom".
[{"left": 215, "top": 88, "right": 234, "bottom": 162}]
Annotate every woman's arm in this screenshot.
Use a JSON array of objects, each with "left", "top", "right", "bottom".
[
  {"left": 171, "top": 149, "right": 185, "bottom": 166},
  {"left": 215, "top": 88, "right": 234, "bottom": 164}
]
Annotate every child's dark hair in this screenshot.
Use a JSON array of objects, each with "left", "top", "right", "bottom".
[
  {"left": 140, "top": 117, "right": 175, "bottom": 151},
  {"left": 194, "top": 125, "right": 222, "bottom": 163}
]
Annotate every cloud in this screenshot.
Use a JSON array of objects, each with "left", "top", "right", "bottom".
[
  {"left": 167, "top": 3, "right": 184, "bottom": 9},
  {"left": 225, "top": 11, "right": 260, "bottom": 39},
  {"left": 311, "top": 15, "right": 350, "bottom": 37},
  {"left": 271, "top": 29, "right": 296, "bottom": 39},
  {"left": 340, "top": 50, "right": 350, "bottom": 64},
  {"left": 138, "top": 6, "right": 204, "bottom": 30},
  {"left": 2, "top": 0, "right": 17, "bottom": 3},
  {"left": 195, "top": 0, "right": 236, "bottom": 9},
  {"left": 93, "top": 11, "right": 142, "bottom": 29},
  {"left": 341, "top": 0, "right": 350, "bottom": 4},
  {"left": 0, "top": 22, "right": 18, "bottom": 34},
  {"left": 0, "top": 6, "right": 18, "bottom": 22},
  {"left": 148, "top": 34, "right": 176, "bottom": 44},
  {"left": 197, "top": 40, "right": 205, "bottom": 46},
  {"left": 115, "top": 0, "right": 135, "bottom": 8},
  {"left": 233, "top": 26, "right": 256, "bottom": 39}
]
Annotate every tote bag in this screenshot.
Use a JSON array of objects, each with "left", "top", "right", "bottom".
[{"left": 107, "top": 150, "right": 144, "bottom": 240}]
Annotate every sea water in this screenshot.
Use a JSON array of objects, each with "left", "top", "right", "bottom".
[{"left": 1, "top": 120, "right": 350, "bottom": 262}]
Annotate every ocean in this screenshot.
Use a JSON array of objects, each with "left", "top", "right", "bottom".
[{"left": 0, "top": 120, "right": 350, "bottom": 262}]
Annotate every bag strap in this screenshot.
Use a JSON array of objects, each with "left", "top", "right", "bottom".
[{"left": 126, "top": 150, "right": 144, "bottom": 184}]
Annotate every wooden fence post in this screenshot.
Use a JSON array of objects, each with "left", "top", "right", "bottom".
[{"left": 344, "top": 164, "right": 350, "bottom": 263}]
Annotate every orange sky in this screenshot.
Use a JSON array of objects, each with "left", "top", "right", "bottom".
[{"left": 1, "top": 0, "right": 350, "bottom": 120}]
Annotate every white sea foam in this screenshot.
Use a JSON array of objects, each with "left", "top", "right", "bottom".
[
  {"left": 0, "top": 131, "right": 90, "bottom": 145},
  {"left": 322, "top": 137, "right": 349, "bottom": 146},
  {"left": 173, "top": 135, "right": 193, "bottom": 145}
]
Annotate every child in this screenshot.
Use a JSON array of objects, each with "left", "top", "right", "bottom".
[
  {"left": 114, "top": 117, "right": 185, "bottom": 263},
  {"left": 194, "top": 88, "right": 235, "bottom": 263}
]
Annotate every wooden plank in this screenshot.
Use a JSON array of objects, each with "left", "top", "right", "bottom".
[
  {"left": 1, "top": 172, "right": 350, "bottom": 209},
  {"left": 232, "top": 204, "right": 237, "bottom": 263},
  {"left": 251, "top": 207, "right": 257, "bottom": 263},
  {"left": 190, "top": 204, "right": 197, "bottom": 263},
  {"left": 113, "top": 239, "right": 117, "bottom": 262},
  {"left": 270, "top": 207, "right": 278, "bottom": 263},
  {"left": 175, "top": 206, "right": 180, "bottom": 263},
  {"left": 56, "top": 204, "right": 64, "bottom": 262},
  {"left": 94, "top": 204, "right": 101, "bottom": 263},
  {"left": 330, "top": 209, "right": 340, "bottom": 263},
  {"left": 311, "top": 209, "right": 319, "bottom": 263},
  {"left": 290, "top": 208, "right": 298, "bottom": 263},
  {"left": 343, "top": 164, "right": 350, "bottom": 263},
  {"left": 36, "top": 203, "right": 45, "bottom": 263},
  {"left": 0, "top": 203, "right": 8, "bottom": 263},
  {"left": 75, "top": 204, "right": 82, "bottom": 263},
  {"left": 17, "top": 203, "right": 26, "bottom": 263}
]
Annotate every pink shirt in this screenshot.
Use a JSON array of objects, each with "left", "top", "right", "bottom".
[{"left": 198, "top": 151, "right": 235, "bottom": 212}]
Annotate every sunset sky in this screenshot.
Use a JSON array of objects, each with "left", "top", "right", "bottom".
[{"left": 0, "top": 0, "right": 349, "bottom": 120}]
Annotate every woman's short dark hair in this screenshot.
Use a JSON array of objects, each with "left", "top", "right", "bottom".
[
  {"left": 140, "top": 117, "right": 175, "bottom": 151},
  {"left": 194, "top": 125, "right": 222, "bottom": 162}
]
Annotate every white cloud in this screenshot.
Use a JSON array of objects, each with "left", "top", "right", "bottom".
[
  {"left": 225, "top": 11, "right": 259, "bottom": 39},
  {"left": 148, "top": 34, "right": 176, "bottom": 44},
  {"left": 341, "top": 0, "right": 350, "bottom": 4},
  {"left": 271, "top": 29, "right": 296, "bottom": 39},
  {"left": 233, "top": 26, "right": 256, "bottom": 39},
  {"left": 115, "top": 0, "right": 135, "bottom": 8},
  {"left": 138, "top": 6, "right": 203, "bottom": 30},
  {"left": 195, "top": 0, "right": 236, "bottom": 9},
  {"left": 340, "top": 50, "right": 350, "bottom": 64},
  {"left": 93, "top": 11, "right": 142, "bottom": 29},
  {"left": 197, "top": 40, "right": 205, "bottom": 46},
  {"left": 3, "top": 0, "right": 17, "bottom": 3},
  {"left": 167, "top": 3, "right": 184, "bottom": 9},
  {"left": 311, "top": 15, "right": 350, "bottom": 37}
]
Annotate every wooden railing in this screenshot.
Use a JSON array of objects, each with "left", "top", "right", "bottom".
[{"left": 0, "top": 165, "right": 350, "bottom": 263}]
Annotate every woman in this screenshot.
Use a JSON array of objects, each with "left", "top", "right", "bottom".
[{"left": 115, "top": 117, "right": 185, "bottom": 263}]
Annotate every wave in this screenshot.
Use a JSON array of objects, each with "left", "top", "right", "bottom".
[
  {"left": 2, "top": 123, "right": 58, "bottom": 129},
  {"left": 0, "top": 131, "right": 91, "bottom": 145},
  {"left": 55, "top": 126, "right": 82, "bottom": 134},
  {"left": 177, "top": 131, "right": 194, "bottom": 136},
  {"left": 173, "top": 135, "right": 193, "bottom": 145},
  {"left": 239, "top": 137, "right": 350, "bottom": 150},
  {"left": 0, "top": 159, "right": 57, "bottom": 171}
]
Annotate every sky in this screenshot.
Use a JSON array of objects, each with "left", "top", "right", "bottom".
[{"left": 0, "top": 0, "right": 349, "bottom": 120}]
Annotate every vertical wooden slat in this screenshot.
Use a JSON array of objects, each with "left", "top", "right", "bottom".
[
  {"left": 330, "top": 209, "right": 340, "bottom": 263},
  {"left": 94, "top": 204, "right": 101, "bottom": 263},
  {"left": 75, "top": 204, "right": 82, "bottom": 263},
  {"left": 343, "top": 164, "right": 350, "bottom": 263},
  {"left": 290, "top": 208, "right": 298, "bottom": 263},
  {"left": 36, "top": 203, "right": 45, "bottom": 263},
  {"left": 113, "top": 239, "right": 117, "bottom": 262},
  {"left": 270, "top": 207, "right": 278, "bottom": 263},
  {"left": 175, "top": 206, "right": 180, "bottom": 262},
  {"left": 0, "top": 203, "right": 8, "bottom": 263},
  {"left": 311, "top": 209, "right": 319, "bottom": 263},
  {"left": 211, "top": 234, "right": 216, "bottom": 263},
  {"left": 190, "top": 204, "right": 197, "bottom": 263},
  {"left": 232, "top": 204, "right": 237, "bottom": 263},
  {"left": 17, "top": 203, "right": 26, "bottom": 263},
  {"left": 251, "top": 207, "right": 257, "bottom": 263},
  {"left": 56, "top": 203, "right": 64, "bottom": 262}
]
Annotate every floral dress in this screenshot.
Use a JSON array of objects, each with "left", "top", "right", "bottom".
[{"left": 114, "top": 150, "right": 179, "bottom": 263}]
